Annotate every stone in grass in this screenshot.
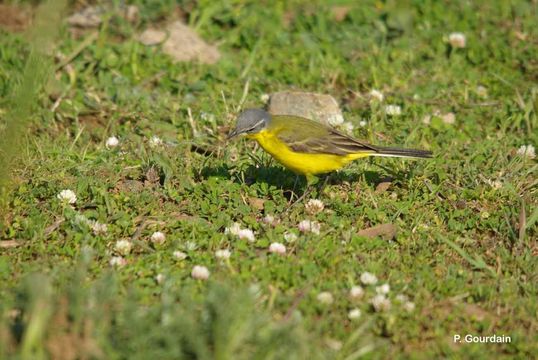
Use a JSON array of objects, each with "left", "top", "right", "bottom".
[
  {"left": 67, "top": 4, "right": 138, "bottom": 28},
  {"left": 267, "top": 91, "right": 344, "bottom": 126},
  {"left": 67, "top": 6, "right": 104, "bottom": 28},
  {"left": 139, "top": 21, "right": 220, "bottom": 64},
  {"left": 357, "top": 223, "right": 397, "bottom": 240}
]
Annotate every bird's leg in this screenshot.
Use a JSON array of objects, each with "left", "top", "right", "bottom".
[
  {"left": 318, "top": 174, "right": 330, "bottom": 193},
  {"left": 290, "top": 175, "right": 300, "bottom": 201},
  {"left": 286, "top": 174, "right": 317, "bottom": 209}
]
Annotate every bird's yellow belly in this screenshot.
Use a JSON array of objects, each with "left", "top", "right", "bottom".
[{"left": 248, "top": 131, "right": 367, "bottom": 176}]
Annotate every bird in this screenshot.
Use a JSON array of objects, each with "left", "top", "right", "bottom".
[{"left": 228, "top": 108, "right": 432, "bottom": 183}]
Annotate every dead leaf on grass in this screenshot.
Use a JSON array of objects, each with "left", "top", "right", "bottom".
[
  {"left": 114, "top": 180, "right": 145, "bottom": 194},
  {"left": 331, "top": 6, "right": 351, "bottom": 22},
  {"left": 375, "top": 181, "right": 391, "bottom": 194},
  {"left": 357, "top": 223, "right": 397, "bottom": 240},
  {"left": 0, "top": 240, "right": 23, "bottom": 249},
  {"left": 248, "top": 197, "right": 265, "bottom": 211}
]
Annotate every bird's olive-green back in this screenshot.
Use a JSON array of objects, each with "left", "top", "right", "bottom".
[{"left": 267, "top": 115, "right": 377, "bottom": 156}]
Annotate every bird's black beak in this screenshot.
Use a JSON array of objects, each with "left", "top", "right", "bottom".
[{"left": 227, "top": 128, "right": 240, "bottom": 139}]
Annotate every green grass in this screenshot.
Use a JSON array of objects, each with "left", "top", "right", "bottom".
[{"left": 1, "top": 0, "right": 537, "bottom": 358}]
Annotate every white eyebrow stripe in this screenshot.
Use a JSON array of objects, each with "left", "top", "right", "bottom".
[{"left": 248, "top": 119, "right": 265, "bottom": 131}]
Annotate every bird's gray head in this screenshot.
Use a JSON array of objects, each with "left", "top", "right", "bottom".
[{"left": 228, "top": 109, "right": 271, "bottom": 139}]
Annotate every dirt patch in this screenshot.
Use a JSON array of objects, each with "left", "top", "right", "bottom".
[{"left": 0, "top": 4, "right": 32, "bottom": 32}]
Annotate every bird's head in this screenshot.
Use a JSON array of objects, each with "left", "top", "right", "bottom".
[{"left": 227, "top": 109, "right": 271, "bottom": 139}]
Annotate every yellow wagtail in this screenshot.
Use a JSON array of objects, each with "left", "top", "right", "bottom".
[{"left": 228, "top": 109, "right": 432, "bottom": 182}]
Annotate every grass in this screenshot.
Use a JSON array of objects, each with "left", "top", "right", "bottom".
[{"left": 1, "top": 0, "right": 537, "bottom": 358}]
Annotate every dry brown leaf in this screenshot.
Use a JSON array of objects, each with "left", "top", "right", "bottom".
[
  {"left": 114, "top": 180, "right": 145, "bottom": 194},
  {"left": 248, "top": 197, "right": 265, "bottom": 211},
  {"left": 0, "top": 240, "right": 23, "bottom": 248},
  {"left": 331, "top": 6, "right": 351, "bottom": 22},
  {"left": 357, "top": 223, "right": 397, "bottom": 240},
  {"left": 375, "top": 181, "right": 391, "bottom": 194}
]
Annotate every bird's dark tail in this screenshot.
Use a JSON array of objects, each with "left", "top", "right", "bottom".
[{"left": 371, "top": 146, "right": 433, "bottom": 159}]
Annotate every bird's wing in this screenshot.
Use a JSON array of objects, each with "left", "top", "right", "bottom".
[{"left": 271, "top": 115, "right": 378, "bottom": 155}]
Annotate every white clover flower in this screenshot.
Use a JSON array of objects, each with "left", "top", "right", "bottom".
[
  {"left": 448, "top": 32, "right": 466, "bottom": 48},
  {"left": 395, "top": 294, "right": 408, "bottom": 303},
  {"left": 215, "top": 249, "right": 231, "bottom": 260},
  {"left": 316, "top": 291, "right": 334, "bottom": 305},
  {"left": 90, "top": 220, "right": 108, "bottom": 235},
  {"left": 476, "top": 85, "right": 488, "bottom": 98},
  {"left": 183, "top": 241, "right": 198, "bottom": 251},
  {"left": 200, "top": 112, "right": 215, "bottom": 122},
  {"left": 114, "top": 240, "right": 132, "bottom": 255},
  {"left": 516, "top": 144, "right": 536, "bottom": 159},
  {"left": 109, "top": 256, "right": 127, "bottom": 268},
  {"left": 191, "top": 265, "right": 210, "bottom": 280},
  {"left": 263, "top": 214, "right": 276, "bottom": 225},
  {"left": 310, "top": 222, "right": 321, "bottom": 235},
  {"left": 441, "top": 112, "right": 456, "bottom": 124},
  {"left": 284, "top": 232, "right": 298, "bottom": 243},
  {"left": 376, "top": 283, "right": 390, "bottom": 295},
  {"left": 150, "top": 231, "right": 166, "bottom": 245},
  {"left": 360, "top": 272, "right": 378, "bottom": 285},
  {"left": 260, "top": 93, "right": 270, "bottom": 103},
  {"left": 224, "top": 222, "right": 242, "bottom": 236},
  {"left": 73, "top": 214, "right": 90, "bottom": 226},
  {"left": 341, "top": 122, "right": 354, "bottom": 134},
  {"left": 298, "top": 220, "right": 320, "bottom": 235},
  {"left": 248, "top": 283, "right": 262, "bottom": 298},
  {"left": 349, "top": 285, "right": 364, "bottom": 299},
  {"left": 237, "top": 229, "right": 255, "bottom": 242},
  {"left": 348, "top": 308, "right": 362, "bottom": 320},
  {"left": 371, "top": 294, "right": 391, "bottom": 312},
  {"left": 485, "top": 179, "right": 502, "bottom": 189},
  {"left": 403, "top": 301, "right": 416, "bottom": 312},
  {"left": 149, "top": 135, "right": 164, "bottom": 148},
  {"left": 173, "top": 250, "right": 187, "bottom": 260},
  {"left": 359, "top": 120, "right": 367, "bottom": 127},
  {"left": 384, "top": 105, "right": 402, "bottom": 116},
  {"left": 326, "top": 339, "right": 342, "bottom": 351},
  {"left": 422, "top": 115, "right": 432, "bottom": 125},
  {"left": 268, "top": 242, "right": 286, "bottom": 255},
  {"left": 298, "top": 220, "right": 310, "bottom": 233},
  {"left": 155, "top": 273, "right": 165, "bottom": 284},
  {"left": 57, "top": 189, "right": 77, "bottom": 204},
  {"left": 369, "top": 89, "right": 384, "bottom": 102},
  {"left": 105, "top": 136, "right": 120, "bottom": 149},
  {"left": 305, "top": 199, "right": 325, "bottom": 215},
  {"left": 327, "top": 113, "right": 344, "bottom": 127}
]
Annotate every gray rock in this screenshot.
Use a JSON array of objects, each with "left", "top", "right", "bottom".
[
  {"left": 139, "top": 21, "right": 220, "bottom": 64},
  {"left": 267, "top": 91, "right": 343, "bottom": 125}
]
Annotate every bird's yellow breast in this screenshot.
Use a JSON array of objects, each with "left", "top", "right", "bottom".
[{"left": 247, "top": 130, "right": 368, "bottom": 176}]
